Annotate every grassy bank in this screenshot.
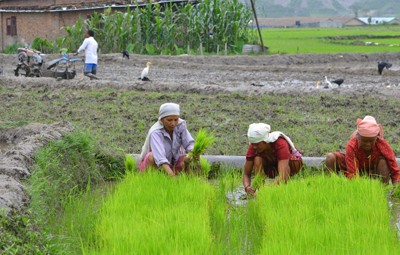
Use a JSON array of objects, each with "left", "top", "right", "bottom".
[{"left": 0, "top": 87, "right": 398, "bottom": 158}]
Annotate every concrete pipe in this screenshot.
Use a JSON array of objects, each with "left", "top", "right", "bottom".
[{"left": 132, "top": 155, "right": 400, "bottom": 169}]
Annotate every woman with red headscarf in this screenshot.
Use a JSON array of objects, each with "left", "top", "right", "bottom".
[{"left": 325, "top": 116, "right": 400, "bottom": 186}]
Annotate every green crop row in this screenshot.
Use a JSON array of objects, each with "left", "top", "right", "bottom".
[{"left": 261, "top": 26, "right": 400, "bottom": 54}]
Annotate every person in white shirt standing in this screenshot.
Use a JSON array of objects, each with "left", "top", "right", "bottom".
[{"left": 77, "top": 30, "right": 98, "bottom": 79}]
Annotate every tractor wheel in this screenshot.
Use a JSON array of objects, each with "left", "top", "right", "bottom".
[
  {"left": 66, "top": 71, "right": 76, "bottom": 79},
  {"left": 18, "top": 52, "right": 28, "bottom": 63}
]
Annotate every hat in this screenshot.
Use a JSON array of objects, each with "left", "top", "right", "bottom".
[
  {"left": 356, "top": 116, "right": 380, "bottom": 137},
  {"left": 158, "top": 103, "right": 180, "bottom": 120}
]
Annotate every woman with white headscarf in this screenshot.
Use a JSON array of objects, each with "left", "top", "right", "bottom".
[
  {"left": 243, "top": 123, "right": 303, "bottom": 195},
  {"left": 139, "top": 103, "right": 195, "bottom": 176}
]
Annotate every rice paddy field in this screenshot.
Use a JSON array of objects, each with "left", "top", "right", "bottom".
[
  {"left": 261, "top": 26, "right": 400, "bottom": 54},
  {"left": 1, "top": 25, "right": 400, "bottom": 254}
]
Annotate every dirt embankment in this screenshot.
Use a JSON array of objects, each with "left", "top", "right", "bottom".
[{"left": 0, "top": 122, "right": 72, "bottom": 213}]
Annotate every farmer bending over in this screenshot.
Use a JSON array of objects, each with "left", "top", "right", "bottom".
[
  {"left": 139, "top": 103, "right": 195, "bottom": 176},
  {"left": 76, "top": 30, "right": 98, "bottom": 79},
  {"left": 325, "top": 115, "right": 400, "bottom": 187},
  {"left": 243, "top": 123, "right": 303, "bottom": 195}
]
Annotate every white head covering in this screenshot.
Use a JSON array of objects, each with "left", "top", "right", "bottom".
[
  {"left": 247, "top": 123, "right": 302, "bottom": 157},
  {"left": 158, "top": 103, "right": 180, "bottom": 120},
  {"left": 140, "top": 103, "right": 181, "bottom": 160}
]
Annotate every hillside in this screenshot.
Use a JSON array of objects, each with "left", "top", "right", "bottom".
[{"left": 248, "top": 0, "right": 400, "bottom": 18}]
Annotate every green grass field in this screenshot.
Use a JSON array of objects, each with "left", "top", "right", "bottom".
[{"left": 260, "top": 26, "right": 400, "bottom": 54}]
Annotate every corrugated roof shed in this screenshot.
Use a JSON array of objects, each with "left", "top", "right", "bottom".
[{"left": 0, "top": 0, "right": 193, "bottom": 11}]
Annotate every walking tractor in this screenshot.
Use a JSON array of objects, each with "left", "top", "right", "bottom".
[{"left": 14, "top": 48, "right": 82, "bottom": 79}]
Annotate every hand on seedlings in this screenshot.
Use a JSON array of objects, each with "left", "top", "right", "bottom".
[
  {"left": 390, "top": 182, "right": 399, "bottom": 197},
  {"left": 245, "top": 185, "right": 256, "bottom": 196},
  {"left": 185, "top": 129, "right": 215, "bottom": 174}
]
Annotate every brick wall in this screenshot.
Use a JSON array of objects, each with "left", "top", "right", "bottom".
[
  {"left": 0, "top": 10, "right": 96, "bottom": 50},
  {"left": 0, "top": 0, "right": 165, "bottom": 50}
]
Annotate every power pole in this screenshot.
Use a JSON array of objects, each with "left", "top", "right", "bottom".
[{"left": 249, "top": 0, "right": 265, "bottom": 52}]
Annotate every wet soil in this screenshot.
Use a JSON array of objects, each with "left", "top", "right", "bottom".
[{"left": 1, "top": 52, "right": 400, "bottom": 97}]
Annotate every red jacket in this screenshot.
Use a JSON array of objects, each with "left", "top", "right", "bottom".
[{"left": 344, "top": 136, "right": 400, "bottom": 183}]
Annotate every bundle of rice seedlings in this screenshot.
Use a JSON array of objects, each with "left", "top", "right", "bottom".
[
  {"left": 200, "top": 156, "right": 211, "bottom": 176},
  {"left": 125, "top": 154, "right": 136, "bottom": 172},
  {"left": 184, "top": 129, "right": 215, "bottom": 175},
  {"left": 251, "top": 173, "right": 264, "bottom": 191}
]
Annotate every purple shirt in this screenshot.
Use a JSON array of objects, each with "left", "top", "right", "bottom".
[{"left": 150, "top": 120, "right": 194, "bottom": 167}]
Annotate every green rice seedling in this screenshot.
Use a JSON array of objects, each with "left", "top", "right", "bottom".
[
  {"left": 86, "top": 171, "right": 217, "bottom": 254},
  {"left": 391, "top": 184, "right": 400, "bottom": 198},
  {"left": 124, "top": 154, "right": 136, "bottom": 172},
  {"left": 254, "top": 174, "right": 400, "bottom": 254},
  {"left": 251, "top": 172, "right": 264, "bottom": 191},
  {"left": 200, "top": 155, "right": 211, "bottom": 176},
  {"left": 48, "top": 184, "right": 112, "bottom": 254},
  {"left": 184, "top": 128, "right": 215, "bottom": 175},
  {"left": 262, "top": 26, "right": 400, "bottom": 54},
  {"left": 211, "top": 170, "right": 264, "bottom": 254}
]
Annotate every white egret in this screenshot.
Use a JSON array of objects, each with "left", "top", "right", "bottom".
[
  {"left": 139, "top": 61, "right": 152, "bottom": 81},
  {"left": 324, "top": 76, "right": 333, "bottom": 89}
]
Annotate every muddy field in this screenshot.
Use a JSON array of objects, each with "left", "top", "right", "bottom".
[
  {"left": 1, "top": 51, "right": 400, "bottom": 213},
  {"left": 1, "top": 51, "right": 400, "bottom": 97}
]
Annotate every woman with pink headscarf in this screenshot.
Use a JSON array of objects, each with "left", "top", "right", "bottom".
[{"left": 325, "top": 115, "right": 400, "bottom": 186}]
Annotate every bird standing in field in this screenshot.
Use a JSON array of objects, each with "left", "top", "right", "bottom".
[
  {"left": 377, "top": 61, "right": 392, "bottom": 75},
  {"left": 331, "top": 78, "right": 344, "bottom": 87},
  {"left": 122, "top": 49, "right": 130, "bottom": 59},
  {"left": 139, "top": 61, "right": 152, "bottom": 81},
  {"left": 324, "top": 76, "right": 333, "bottom": 89}
]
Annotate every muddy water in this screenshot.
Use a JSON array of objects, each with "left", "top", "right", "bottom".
[{"left": 389, "top": 198, "right": 400, "bottom": 238}]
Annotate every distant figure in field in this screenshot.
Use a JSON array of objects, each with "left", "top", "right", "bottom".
[
  {"left": 325, "top": 115, "right": 400, "bottom": 186},
  {"left": 243, "top": 123, "right": 303, "bottom": 196},
  {"left": 139, "top": 103, "right": 195, "bottom": 176},
  {"left": 77, "top": 30, "right": 98, "bottom": 79}
]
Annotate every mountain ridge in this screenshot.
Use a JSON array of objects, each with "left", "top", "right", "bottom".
[{"left": 248, "top": 0, "right": 400, "bottom": 18}]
